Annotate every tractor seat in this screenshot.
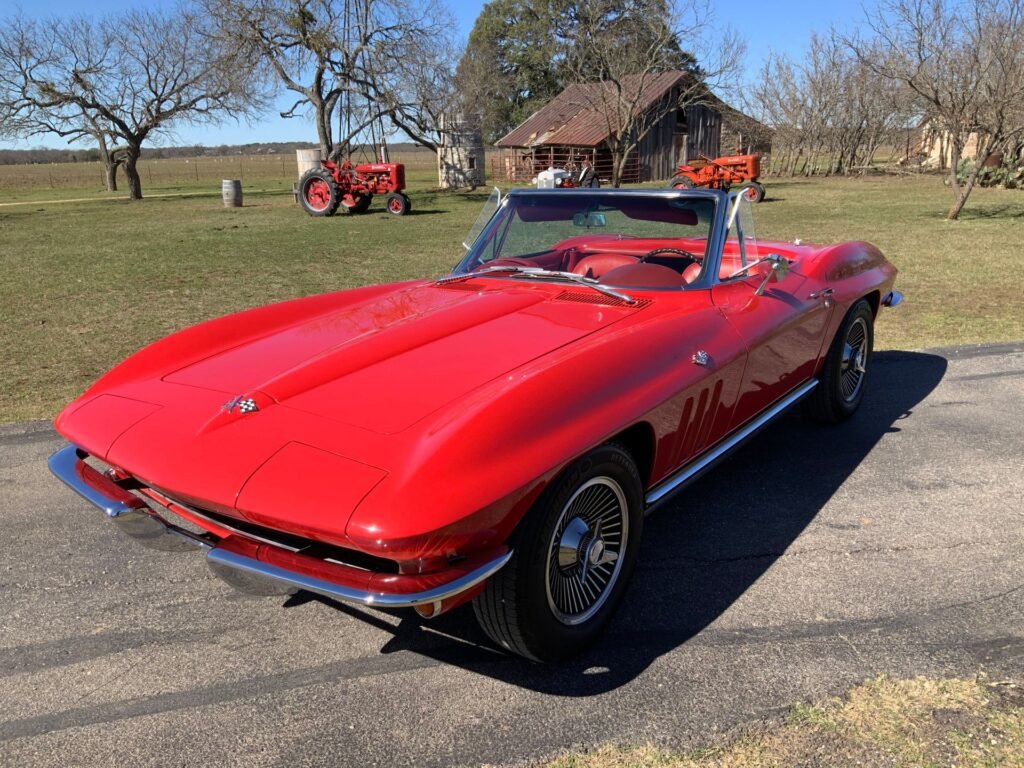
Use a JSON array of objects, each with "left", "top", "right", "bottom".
[{"left": 571, "top": 253, "right": 639, "bottom": 280}]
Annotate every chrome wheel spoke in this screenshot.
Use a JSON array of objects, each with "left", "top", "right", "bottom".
[
  {"left": 838, "top": 317, "right": 869, "bottom": 403},
  {"left": 545, "top": 477, "right": 630, "bottom": 626}
]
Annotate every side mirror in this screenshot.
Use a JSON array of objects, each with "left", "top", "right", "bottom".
[{"left": 754, "top": 254, "right": 790, "bottom": 296}]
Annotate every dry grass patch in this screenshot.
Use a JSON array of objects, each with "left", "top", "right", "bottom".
[{"left": 539, "top": 676, "right": 1024, "bottom": 768}]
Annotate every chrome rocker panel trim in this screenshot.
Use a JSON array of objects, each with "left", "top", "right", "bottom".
[
  {"left": 645, "top": 379, "right": 819, "bottom": 509},
  {"left": 48, "top": 443, "right": 513, "bottom": 608}
]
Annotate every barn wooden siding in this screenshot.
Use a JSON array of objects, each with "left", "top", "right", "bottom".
[{"left": 638, "top": 99, "right": 722, "bottom": 180}]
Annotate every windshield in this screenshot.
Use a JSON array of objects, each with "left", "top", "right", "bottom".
[{"left": 454, "top": 192, "right": 717, "bottom": 291}]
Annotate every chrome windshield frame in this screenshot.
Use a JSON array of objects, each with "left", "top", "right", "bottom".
[{"left": 451, "top": 188, "right": 729, "bottom": 293}]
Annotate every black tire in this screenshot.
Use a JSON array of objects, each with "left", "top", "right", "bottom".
[
  {"left": 343, "top": 193, "right": 373, "bottom": 214},
  {"left": 668, "top": 174, "right": 694, "bottom": 189},
  {"left": 386, "top": 192, "right": 411, "bottom": 216},
  {"left": 805, "top": 299, "right": 875, "bottom": 423},
  {"left": 473, "top": 443, "right": 644, "bottom": 662},
  {"left": 298, "top": 168, "right": 340, "bottom": 217},
  {"left": 741, "top": 181, "right": 766, "bottom": 203}
]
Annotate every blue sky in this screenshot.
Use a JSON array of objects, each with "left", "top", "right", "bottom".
[{"left": 1, "top": 0, "right": 860, "bottom": 150}]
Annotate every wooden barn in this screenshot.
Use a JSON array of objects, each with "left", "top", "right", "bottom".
[{"left": 493, "top": 71, "right": 746, "bottom": 184}]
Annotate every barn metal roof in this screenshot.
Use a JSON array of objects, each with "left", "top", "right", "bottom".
[{"left": 496, "top": 71, "right": 693, "bottom": 148}]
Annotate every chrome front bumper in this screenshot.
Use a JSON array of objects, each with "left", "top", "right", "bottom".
[{"left": 48, "top": 444, "right": 512, "bottom": 610}]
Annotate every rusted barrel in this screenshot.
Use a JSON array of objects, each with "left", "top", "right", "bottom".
[
  {"left": 221, "top": 179, "right": 242, "bottom": 207},
  {"left": 296, "top": 149, "right": 322, "bottom": 178}
]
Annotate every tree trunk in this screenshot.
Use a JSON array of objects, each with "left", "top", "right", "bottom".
[
  {"left": 123, "top": 147, "right": 143, "bottom": 200},
  {"left": 313, "top": 97, "right": 336, "bottom": 162},
  {"left": 105, "top": 161, "right": 119, "bottom": 192},
  {"left": 95, "top": 133, "right": 118, "bottom": 192},
  {"left": 947, "top": 138, "right": 995, "bottom": 221},
  {"left": 945, "top": 141, "right": 963, "bottom": 220},
  {"left": 610, "top": 145, "right": 624, "bottom": 188}
]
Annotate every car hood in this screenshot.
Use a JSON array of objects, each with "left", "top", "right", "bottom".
[{"left": 161, "top": 280, "right": 640, "bottom": 434}]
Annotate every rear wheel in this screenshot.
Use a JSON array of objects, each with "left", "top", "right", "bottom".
[
  {"left": 386, "top": 192, "right": 411, "bottom": 216},
  {"left": 668, "top": 174, "right": 694, "bottom": 189},
  {"left": 741, "top": 182, "right": 766, "bottom": 203},
  {"left": 298, "top": 169, "right": 340, "bottom": 216},
  {"left": 805, "top": 299, "right": 874, "bottom": 423},
  {"left": 473, "top": 443, "right": 643, "bottom": 661}
]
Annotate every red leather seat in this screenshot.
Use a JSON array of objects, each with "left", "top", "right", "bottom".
[
  {"left": 571, "top": 253, "right": 638, "bottom": 279},
  {"left": 681, "top": 262, "right": 702, "bottom": 284}
]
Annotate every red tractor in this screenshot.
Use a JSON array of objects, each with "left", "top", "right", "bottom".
[
  {"left": 298, "top": 159, "right": 411, "bottom": 217},
  {"left": 668, "top": 153, "right": 766, "bottom": 203}
]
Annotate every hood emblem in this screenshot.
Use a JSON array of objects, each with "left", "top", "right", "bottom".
[{"left": 222, "top": 395, "right": 259, "bottom": 414}]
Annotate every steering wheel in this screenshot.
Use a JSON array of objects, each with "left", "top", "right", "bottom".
[{"left": 638, "top": 247, "right": 699, "bottom": 263}]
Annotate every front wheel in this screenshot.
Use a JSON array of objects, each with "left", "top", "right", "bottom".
[
  {"left": 668, "top": 174, "right": 694, "bottom": 189},
  {"left": 473, "top": 443, "right": 643, "bottom": 661},
  {"left": 805, "top": 299, "right": 874, "bottom": 423},
  {"left": 386, "top": 192, "right": 411, "bottom": 216}
]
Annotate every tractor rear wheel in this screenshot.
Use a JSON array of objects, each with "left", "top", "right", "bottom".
[
  {"left": 343, "top": 193, "right": 373, "bottom": 214},
  {"left": 668, "top": 175, "right": 694, "bottom": 189},
  {"left": 741, "top": 182, "right": 766, "bottom": 203},
  {"left": 298, "top": 169, "right": 340, "bottom": 216},
  {"left": 386, "top": 192, "right": 411, "bottom": 216}
]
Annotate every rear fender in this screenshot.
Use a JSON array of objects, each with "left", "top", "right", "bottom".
[{"left": 803, "top": 241, "right": 897, "bottom": 355}]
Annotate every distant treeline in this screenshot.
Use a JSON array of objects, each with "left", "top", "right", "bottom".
[{"left": 0, "top": 141, "right": 433, "bottom": 166}]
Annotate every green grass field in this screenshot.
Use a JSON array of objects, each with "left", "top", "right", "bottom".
[
  {"left": 0, "top": 148, "right": 439, "bottom": 202},
  {"left": 1, "top": 165, "right": 1022, "bottom": 423}
]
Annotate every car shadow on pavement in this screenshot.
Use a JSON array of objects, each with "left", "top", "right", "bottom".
[{"left": 309, "top": 350, "right": 949, "bottom": 694}]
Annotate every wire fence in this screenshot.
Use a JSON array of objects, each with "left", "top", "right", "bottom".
[{"left": 0, "top": 149, "right": 439, "bottom": 194}]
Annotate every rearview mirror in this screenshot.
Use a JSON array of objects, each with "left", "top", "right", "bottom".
[{"left": 573, "top": 212, "right": 606, "bottom": 228}]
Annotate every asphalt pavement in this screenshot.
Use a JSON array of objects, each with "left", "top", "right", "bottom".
[{"left": 1, "top": 342, "right": 1022, "bottom": 767}]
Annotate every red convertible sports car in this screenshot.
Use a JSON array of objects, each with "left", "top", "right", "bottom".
[{"left": 50, "top": 188, "right": 901, "bottom": 661}]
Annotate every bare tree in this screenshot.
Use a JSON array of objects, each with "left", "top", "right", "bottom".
[
  {"left": 371, "top": 9, "right": 461, "bottom": 155},
  {"left": 750, "top": 35, "right": 914, "bottom": 178},
  {"left": 0, "top": 8, "right": 266, "bottom": 199},
  {"left": 853, "top": 0, "right": 1024, "bottom": 219},
  {"left": 560, "top": 0, "right": 744, "bottom": 187},
  {"left": 206, "top": 0, "right": 442, "bottom": 162},
  {"left": 0, "top": 16, "right": 120, "bottom": 191}
]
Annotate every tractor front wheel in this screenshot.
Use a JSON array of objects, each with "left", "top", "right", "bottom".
[
  {"left": 741, "top": 182, "right": 766, "bottom": 203},
  {"left": 386, "top": 192, "right": 411, "bottom": 216},
  {"left": 298, "top": 169, "right": 340, "bottom": 216},
  {"left": 668, "top": 174, "right": 694, "bottom": 189}
]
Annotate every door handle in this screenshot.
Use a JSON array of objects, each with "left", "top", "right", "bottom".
[{"left": 809, "top": 287, "right": 834, "bottom": 308}]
